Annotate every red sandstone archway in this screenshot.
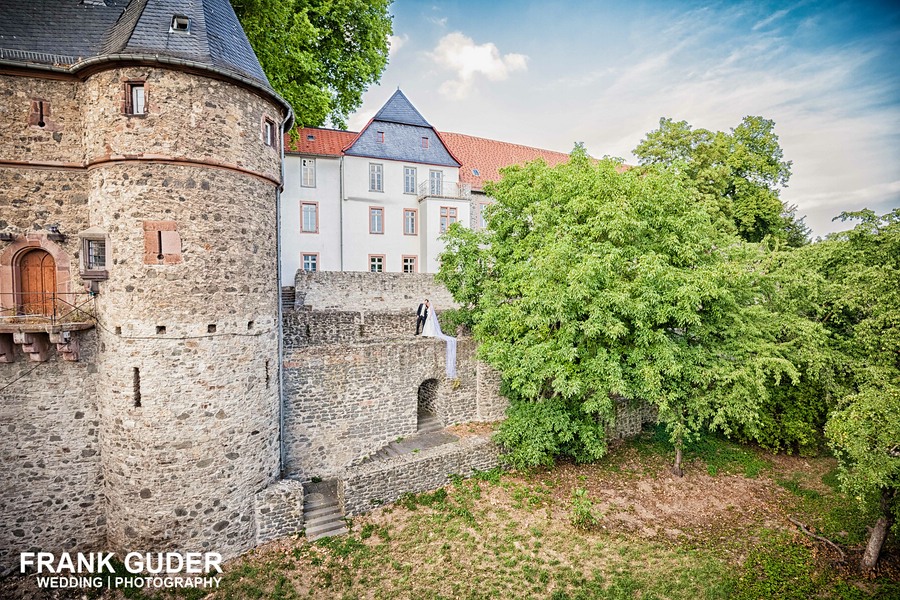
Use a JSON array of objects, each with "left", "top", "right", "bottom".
[
  {"left": 0, "top": 235, "right": 72, "bottom": 319},
  {"left": 18, "top": 249, "right": 57, "bottom": 316}
]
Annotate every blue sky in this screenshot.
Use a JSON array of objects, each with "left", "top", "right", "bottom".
[{"left": 348, "top": 0, "right": 900, "bottom": 237}]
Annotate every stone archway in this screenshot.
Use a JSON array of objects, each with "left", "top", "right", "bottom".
[
  {"left": 417, "top": 378, "right": 441, "bottom": 432},
  {"left": 0, "top": 235, "right": 72, "bottom": 319}
]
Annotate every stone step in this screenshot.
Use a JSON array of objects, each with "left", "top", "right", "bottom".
[
  {"left": 307, "top": 522, "right": 348, "bottom": 541},
  {"left": 304, "top": 503, "right": 342, "bottom": 521}
]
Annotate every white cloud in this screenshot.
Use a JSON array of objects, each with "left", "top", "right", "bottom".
[
  {"left": 429, "top": 32, "right": 528, "bottom": 99},
  {"left": 752, "top": 8, "right": 791, "bottom": 31},
  {"left": 388, "top": 34, "right": 409, "bottom": 57}
]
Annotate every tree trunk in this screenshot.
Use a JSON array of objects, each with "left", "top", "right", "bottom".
[
  {"left": 672, "top": 438, "right": 684, "bottom": 478},
  {"left": 861, "top": 488, "right": 895, "bottom": 571}
]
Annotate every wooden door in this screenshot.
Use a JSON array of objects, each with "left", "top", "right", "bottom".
[{"left": 19, "top": 250, "right": 56, "bottom": 316}]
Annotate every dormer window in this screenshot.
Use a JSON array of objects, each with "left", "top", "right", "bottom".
[
  {"left": 421, "top": 136, "right": 429, "bottom": 149},
  {"left": 376, "top": 131, "right": 385, "bottom": 143},
  {"left": 171, "top": 15, "right": 191, "bottom": 33}
]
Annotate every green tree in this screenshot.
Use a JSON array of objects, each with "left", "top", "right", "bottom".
[
  {"left": 818, "top": 210, "right": 900, "bottom": 570},
  {"left": 439, "top": 149, "right": 798, "bottom": 475},
  {"left": 232, "top": 0, "right": 392, "bottom": 128},
  {"left": 633, "top": 116, "right": 809, "bottom": 246}
]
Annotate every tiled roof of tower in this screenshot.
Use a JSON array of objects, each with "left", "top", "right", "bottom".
[
  {"left": 285, "top": 127, "right": 358, "bottom": 156},
  {"left": 372, "top": 89, "right": 431, "bottom": 127},
  {"left": 440, "top": 132, "right": 573, "bottom": 191},
  {"left": 0, "top": 0, "right": 271, "bottom": 90}
]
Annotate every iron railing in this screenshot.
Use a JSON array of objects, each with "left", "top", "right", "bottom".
[
  {"left": 417, "top": 180, "right": 471, "bottom": 200},
  {"left": 0, "top": 291, "right": 96, "bottom": 326}
]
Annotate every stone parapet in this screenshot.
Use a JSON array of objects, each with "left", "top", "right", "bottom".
[
  {"left": 338, "top": 436, "right": 502, "bottom": 517},
  {"left": 294, "top": 271, "right": 458, "bottom": 311},
  {"left": 254, "top": 479, "right": 305, "bottom": 545}
]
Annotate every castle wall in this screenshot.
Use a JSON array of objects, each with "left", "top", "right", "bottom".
[
  {"left": 294, "top": 271, "right": 458, "bottom": 311},
  {"left": 0, "top": 331, "right": 104, "bottom": 575},
  {"left": 339, "top": 435, "right": 501, "bottom": 517}
]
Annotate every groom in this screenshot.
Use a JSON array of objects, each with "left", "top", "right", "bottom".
[{"left": 415, "top": 299, "right": 429, "bottom": 335}]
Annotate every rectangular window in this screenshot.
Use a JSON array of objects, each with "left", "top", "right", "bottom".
[
  {"left": 263, "top": 118, "right": 275, "bottom": 146},
  {"left": 402, "top": 256, "right": 417, "bottom": 274},
  {"left": 301, "top": 202, "right": 318, "bottom": 233},
  {"left": 403, "top": 208, "right": 417, "bottom": 236},
  {"left": 440, "top": 206, "right": 458, "bottom": 233},
  {"left": 404, "top": 166, "right": 417, "bottom": 194},
  {"left": 302, "top": 253, "right": 318, "bottom": 272},
  {"left": 369, "top": 163, "right": 383, "bottom": 192},
  {"left": 86, "top": 239, "right": 106, "bottom": 270},
  {"left": 125, "top": 82, "right": 145, "bottom": 115},
  {"left": 429, "top": 170, "right": 443, "bottom": 196},
  {"left": 422, "top": 136, "right": 429, "bottom": 149},
  {"left": 301, "top": 158, "right": 316, "bottom": 187},
  {"left": 376, "top": 131, "right": 385, "bottom": 143},
  {"left": 478, "top": 202, "right": 490, "bottom": 230},
  {"left": 369, "top": 206, "right": 384, "bottom": 234},
  {"left": 369, "top": 255, "right": 384, "bottom": 272}
]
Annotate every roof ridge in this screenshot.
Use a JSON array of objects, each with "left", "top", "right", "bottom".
[{"left": 442, "top": 131, "right": 571, "bottom": 156}]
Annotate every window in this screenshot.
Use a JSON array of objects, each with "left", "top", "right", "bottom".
[
  {"left": 440, "top": 206, "right": 458, "bottom": 233},
  {"left": 376, "top": 131, "right": 385, "bottom": 143},
  {"left": 171, "top": 15, "right": 191, "bottom": 32},
  {"left": 403, "top": 209, "right": 417, "bottom": 236},
  {"left": 369, "top": 207, "right": 384, "bottom": 234},
  {"left": 302, "top": 253, "right": 318, "bottom": 272},
  {"left": 29, "top": 99, "right": 49, "bottom": 128},
  {"left": 301, "top": 158, "right": 316, "bottom": 187},
  {"left": 369, "top": 255, "right": 384, "bottom": 272},
  {"left": 422, "top": 136, "right": 429, "bottom": 149},
  {"left": 479, "top": 203, "right": 489, "bottom": 230},
  {"left": 404, "top": 166, "right": 417, "bottom": 194},
  {"left": 369, "top": 163, "right": 383, "bottom": 192},
  {"left": 125, "top": 82, "right": 145, "bottom": 115},
  {"left": 143, "top": 221, "right": 182, "bottom": 264},
  {"left": 402, "top": 256, "right": 417, "bottom": 273},
  {"left": 301, "top": 202, "right": 318, "bottom": 233},
  {"left": 78, "top": 227, "right": 109, "bottom": 281},
  {"left": 263, "top": 118, "right": 275, "bottom": 146},
  {"left": 429, "top": 170, "right": 443, "bottom": 196}
]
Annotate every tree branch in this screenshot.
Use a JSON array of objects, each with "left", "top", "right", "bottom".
[{"left": 788, "top": 515, "right": 845, "bottom": 561}]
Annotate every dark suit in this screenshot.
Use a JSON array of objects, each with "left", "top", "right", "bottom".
[{"left": 415, "top": 303, "right": 428, "bottom": 335}]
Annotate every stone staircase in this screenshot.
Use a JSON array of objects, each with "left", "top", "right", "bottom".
[
  {"left": 303, "top": 479, "right": 347, "bottom": 541},
  {"left": 365, "top": 411, "right": 456, "bottom": 462},
  {"left": 281, "top": 286, "right": 296, "bottom": 311}
]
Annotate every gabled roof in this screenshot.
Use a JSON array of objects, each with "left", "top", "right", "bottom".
[
  {"left": 0, "top": 0, "right": 271, "bottom": 90},
  {"left": 372, "top": 89, "right": 431, "bottom": 127},
  {"left": 440, "top": 132, "right": 573, "bottom": 191},
  {"left": 285, "top": 127, "right": 357, "bottom": 157}
]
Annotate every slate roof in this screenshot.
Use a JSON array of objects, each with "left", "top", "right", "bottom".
[
  {"left": 286, "top": 127, "right": 358, "bottom": 157},
  {"left": 343, "top": 90, "right": 460, "bottom": 167},
  {"left": 0, "top": 0, "right": 270, "bottom": 89},
  {"left": 372, "top": 89, "right": 431, "bottom": 127},
  {"left": 440, "top": 132, "right": 573, "bottom": 191}
]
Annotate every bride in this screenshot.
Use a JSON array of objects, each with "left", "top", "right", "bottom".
[{"left": 421, "top": 303, "right": 457, "bottom": 377}]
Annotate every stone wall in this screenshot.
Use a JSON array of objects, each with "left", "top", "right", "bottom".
[
  {"left": 0, "top": 330, "right": 104, "bottom": 575},
  {"left": 339, "top": 435, "right": 501, "bottom": 517},
  {"left": 254, "top": 480, "right": 305, "bottom": 545},
  {"left": 609, "top": 398, "right": 658, "bottom": 440},
  {"left": 294, "top": 271, "right": 458, "bottom": 311}
]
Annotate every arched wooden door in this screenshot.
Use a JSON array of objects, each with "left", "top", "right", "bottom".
[{"left": 19, "top": 249, "right": 56, "bottom": 316}]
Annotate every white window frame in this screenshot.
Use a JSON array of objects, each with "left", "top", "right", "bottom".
[
  {"left": 429, "top": 170, "right": 443, "bottom": 196},
  {"left": 370, "top": 206, "right": 384, "bottom": 234},
  {"left": 301, "top": 202, "right": 318, "bottom": 233},
  {"left": 402, "top": 256, "right": 417, "bottom": 274},
  {"left": 404, "top": 166, "right": 417, "bottom": 194},
  {"left": 403, "top": 208, "right": 417, "bottom": 236},
  {"left": 369, "top": 255, "right": 384, "bottom": 272},
  {"left": 369, "top": 163, "right": 383, "bottom": 192},
  {"left": 440, "top": 206, "right": 458, "bottom": 233},
  {"left": 301, "top": 158, "right": 316, "bottom": 187},
  {"left": 302, "top": 253, "right": 318, "bottom": 272}
]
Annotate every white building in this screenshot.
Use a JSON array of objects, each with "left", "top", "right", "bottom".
[{"left": 280, "top": 90, "right": 572, "bottom": 283}]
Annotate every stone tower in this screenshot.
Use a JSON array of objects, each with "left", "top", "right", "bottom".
[{"left": 0, "top": 0, "right": 292, "bottom": 568}]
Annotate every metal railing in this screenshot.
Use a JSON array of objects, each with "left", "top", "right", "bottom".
[
  {"left": 0, "top": 291, "right": 96, "bottom": 326},
  {"left": 417, "top": 180, "right": 471, "bottom": 200}
]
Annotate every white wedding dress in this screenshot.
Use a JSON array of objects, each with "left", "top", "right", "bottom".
[{"left": 421, "top": 305, "right": 457, "bottom": 377}]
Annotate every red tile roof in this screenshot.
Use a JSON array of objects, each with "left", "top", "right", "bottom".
[
  {"left": 439, "top": 132, "right": 573, "bottom": 191},
  {"left": 285, "top": 127, "right": 357, "bottom": 156}
]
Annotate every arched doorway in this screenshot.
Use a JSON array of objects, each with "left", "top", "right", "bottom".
[
  {"left": 417, "top": 378, "right": 442, "bottom": 433},
  {"left": 18, "top": 249, "right": 56, "bottom": 316}
]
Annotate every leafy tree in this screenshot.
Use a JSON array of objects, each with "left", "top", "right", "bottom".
[
  {"left": 232, "top": 0, "right": 392, "bottom": 128},
  {"left": 818, "top": 210, "right": 900, "bottom": 570},
  {"left": 439, "top": 149, "right": 799, "bottom": 475},
  {"left": 634, "top": 116, "right": 809, "bottom": 246}
]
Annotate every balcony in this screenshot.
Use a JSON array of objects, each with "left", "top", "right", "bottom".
[
  {"left": 0, "top": 292, "right": 96, "bottom": 362},
  {"left": 417, "top": 180, "right": 471, "bottom": 201}
]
